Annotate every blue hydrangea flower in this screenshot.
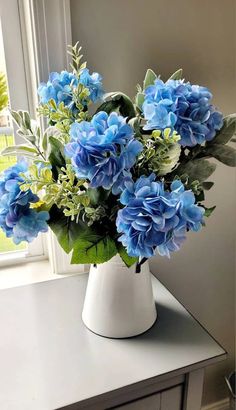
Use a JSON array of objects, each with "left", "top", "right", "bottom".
[
  {"left": 116, "top": 175, "right": 204, "bottom": 258},
  {"left": 38, "top": 71, "right": 78, "bottom": 108},
  {"left": 0, "top": 162, "right": 49, "bottom": 244},
  {"left": 79, "top": 68, "right": 104, "bottom": 102},
  {"left": 111, "top": 170, "right": 133, "bottom": 196},
  {"left": 65, "top": 111, "right": 143, "bottom": 193},
  {"left": 38, "top": 68, "right": 104, "bottom": 108},
  {"left": 142, "top": 79, "right": 223, "bottom": 147}
]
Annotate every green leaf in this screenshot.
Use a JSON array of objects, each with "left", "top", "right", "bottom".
[
  {"left": 208, "top": 114, "right": 236, "bottom": 145},
  {"left": 22, "top": 111, "right": 31, "bottom": 130},
  {"left": 10, "top": 109, "right": 38, "bottom": 145},
  {"left": 128, "top": 117, "right": 142, "bottom": 138},
  {"left": 98, "top": 92, "right": 136, "bottom": 118},
  {"left": 71, "top": 235, "right": 117, "bottom": 264},
  {"left": 143, "top": 69, "right": 157, "bottom": 89},
  {"left": 48, "top": 206, "right": 115, "bottom": 264},
  {"left": 49, "top": 99, "right": 57, "bottom": 111},
  {"left": 195, "top": 190, "right": 205, "bottom": 202},
  {"left": 135, "top": 92, "right": 145, "bottom": 109},
  {"left": 42, "top": 132, "right": 48, "bottom": 152},
  {"left": 48, "top": 206, "right": 86, "bottom": 253},
  {"left": 10, "top": 110, "right": 23, "bottom": 127},
  {"left": 117, "top": 243, "right": 138, "bottom": 267},
  {"left": 205, "top": 144, "right": 236, "bottom": 167},
  {"left": 174, "top": 158, "right": 217, "bottom": 183},
  {"left": 87, "top": 187, "right": 110, "bottom": 206},
  {"left": 113, "top": 95, "right": 134, "bottom": 117},
  {"left": 95, "top": 99, "right": 120, "bottom": 115},
  {"left": 43, "top": 126, "right": 61, "bottom": 155},
  {"left": 204, "top": 206, "right": 216, "bottom": 217},
  {"left": 17, "top": 130, "right": 36, "bottom": 144},
  {"left": 48, "top": 136, "right": 66, "bottom": 178},
  {"left": 0, "top": 144, "right": 38, "bottom": 156},
  {"left": 11, "top": 110, "right": 32, "bottom": 131},
  {"left": 168, "top": 68, "right": 183, "bottom": 80},
  {"left": 202, "top": 181, "right": 214, "bottom": 190}
]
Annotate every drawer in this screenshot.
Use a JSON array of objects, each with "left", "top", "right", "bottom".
[
  {"left": 114, "top": 392, "right": 161, "bottom": 410},
  {"left": 114, "top": 384, "right": 183, "bottom": 410},
  {"left": 161, "top": 385, "right": 183, "bottom": 409}
]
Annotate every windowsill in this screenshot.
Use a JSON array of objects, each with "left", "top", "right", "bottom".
[{"left": 0, "top": 259, "right": 75, "bottom": 290}]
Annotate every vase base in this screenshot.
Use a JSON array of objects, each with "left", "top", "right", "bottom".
[{"left": 82, "top": 311, "right": 158, "bottom": 339}]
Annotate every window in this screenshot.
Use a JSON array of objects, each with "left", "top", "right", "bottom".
[
  {"left": 0, "top": 0, "right": 85, "bottom": 274},
  {"left": 0, "top": 0, "right": 46, "bottom": 266}
]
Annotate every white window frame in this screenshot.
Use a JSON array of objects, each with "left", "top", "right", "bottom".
[
  {"left": 0, "top": 0, "right": 47, "bottom": 266},
  {"left": 0, "top": 0, "right": 85, "bottom": 274},
  {"left": 0, "top": 0, "right": 86, "bottom": 273}
]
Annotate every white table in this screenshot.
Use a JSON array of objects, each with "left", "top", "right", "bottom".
[{"left": 0, "top": 274, "right": 226, "bottom": 410}]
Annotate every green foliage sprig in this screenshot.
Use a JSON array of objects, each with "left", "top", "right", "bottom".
[
  {"left": 37, "top": 100, "right": 76, "bottom": 135},
  {"left": 20, "top": 164, "right": 89, "bottom": 219},
  {"left": 137, "top": 128, "right": 181, "bottom": 177},
  {"left": 37, "top": 42, "right": 92, "bottom": 130},
  {"left": 1, "top": 110, "right": 46, "bottom": 160},
  {"left": 68, "top": 42, "right": 87, "bottom": 74}
]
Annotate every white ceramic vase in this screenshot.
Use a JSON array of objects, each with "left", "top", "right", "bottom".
[{"left": 82, "top": 255, "right": 157, "bottom": 338}]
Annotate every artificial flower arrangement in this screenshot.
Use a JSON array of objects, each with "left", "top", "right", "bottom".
[{"left": 0, "top": 43, "right": 235, "bottom": 271}]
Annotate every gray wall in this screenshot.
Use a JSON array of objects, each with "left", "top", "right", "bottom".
[{"left": 70, "top": 0, "right": 236, "bottom": 405}]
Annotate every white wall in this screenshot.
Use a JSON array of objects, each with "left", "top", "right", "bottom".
[{"left": 70, "top": 0, "right": 236, "bottom": 405}]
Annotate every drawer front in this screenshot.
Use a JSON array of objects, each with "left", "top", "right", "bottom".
[
  {"left": 161, "top": 385, "right": 183, "bottom": 410},
  {"left": 114, "top": 392, "right": 161, "bottom": 410},
  {"left": 114, "top": 384, "right": 183, "bottom": 410}
]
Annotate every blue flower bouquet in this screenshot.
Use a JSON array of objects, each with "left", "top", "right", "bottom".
[{"left": 1, "top": 43, "right": 236, "bottom": 271}]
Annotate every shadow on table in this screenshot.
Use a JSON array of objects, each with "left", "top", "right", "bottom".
[{"left": 130, "top": 302, "right": 210, "bottom": 348}]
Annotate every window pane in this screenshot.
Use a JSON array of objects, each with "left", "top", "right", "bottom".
[{"left": 0, "top": 22, "right": 26, "bottom": 254}]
